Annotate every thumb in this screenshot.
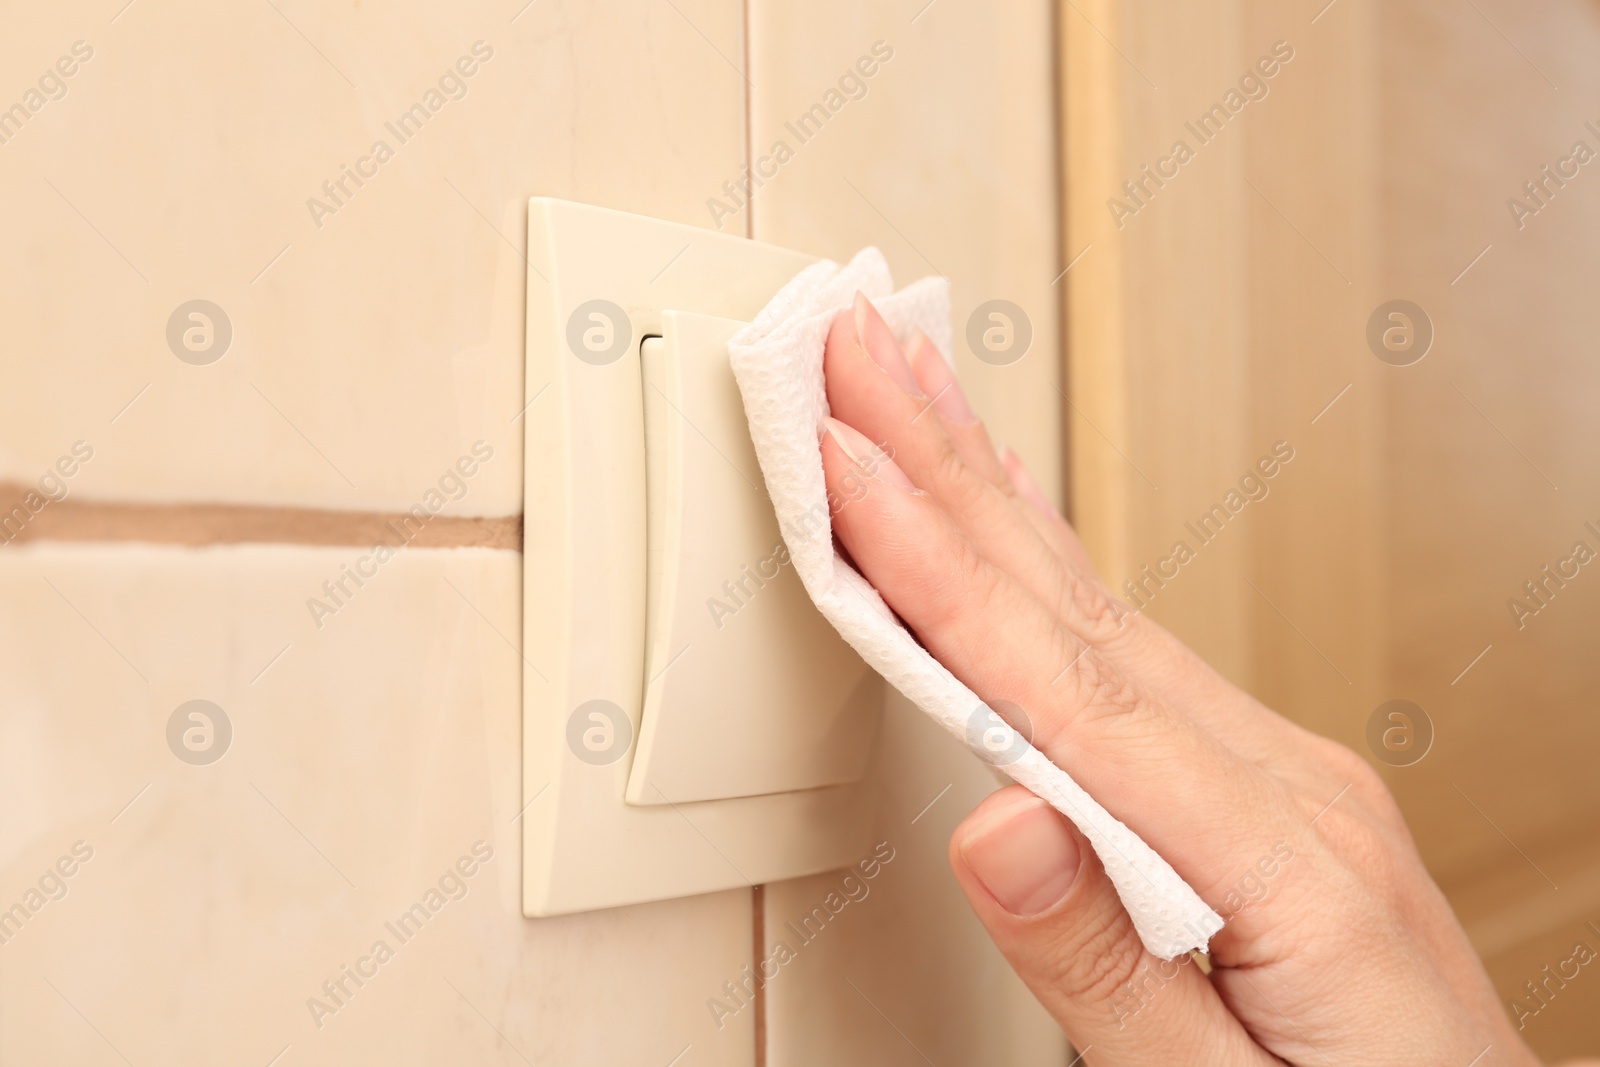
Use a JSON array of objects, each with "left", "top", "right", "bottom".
[{"left": 949, "top": 786, "right": 1271, "bottom": 1065}]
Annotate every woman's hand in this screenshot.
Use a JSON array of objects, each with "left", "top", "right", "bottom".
[{"left": 817, "top": 294, "right": 1551, "bottom": 1066}]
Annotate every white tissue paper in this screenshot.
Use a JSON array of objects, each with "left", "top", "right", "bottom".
[{"left": 728, "top": 248, "right": 1224, "bottom": 960}]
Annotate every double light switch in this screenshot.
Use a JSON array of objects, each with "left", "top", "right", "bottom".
[{"left": 522, "top": 199, "right": 881, "bottom": 917}]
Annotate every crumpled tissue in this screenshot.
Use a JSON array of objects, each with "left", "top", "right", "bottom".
[{"left": 727, "top": 248, "right": 1224, "bottom": 959}]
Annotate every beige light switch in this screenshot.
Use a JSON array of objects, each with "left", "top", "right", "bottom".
[
  {"left": 627, "top": 316, "right": 881, "bottom": 806},
  {"left": 522, "top": 199, "right": 877, "bottom": 917}
]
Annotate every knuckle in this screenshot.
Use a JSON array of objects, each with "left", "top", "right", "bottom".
[
  {"left": 1070, "top": 655, "right": 1146, "bottom": 726},
  {"left": 1305, "top": 798, "right": 1370, "bottom": 855},
  {"left": 1035, "top": 650, "right": 1147, "bottom": 752},
  {"left": 910, "top": 528, "right": 1004, "bottom": 628},
  {"left": 1061, "top": 570, "right": 1127, "bottom": 642},
  {"left": 955, "top": 532, "right": 1004, "bottom": 606},
  {"left": 1312, "top": 738, "right": 1401, "bottom": 816},
  {"left": 930, "top": 437, "right": 989, "bottom": 515},
  {"left": 1306, "top": 800, "right": 1409, "bottom": 907},
  {"left": 1311, "top": 736, "right": 1368, "bottom": 782}
]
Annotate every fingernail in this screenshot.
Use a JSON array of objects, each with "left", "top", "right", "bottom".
[
  {"left": 853, "top": 292, "right": 925, "bottom": 398},
  {"left": 906, "top": 331, "right": 979, "bottom": 425},
  {"left": 824, "top": 417, "right": 917, "bottom": 492},
  {"left": 960, "top": 798, "right": 1080, "bottom": 917}
]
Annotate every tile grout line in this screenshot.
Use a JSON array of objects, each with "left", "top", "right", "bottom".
[
  {"left": 743, "top": 0, "right": 754, "bottom": 243},
  {"left": 753, "top": 882, "right": 766, "bottom": 1067},
  {"left": 741, "top": 5, "right": 766, "bottom": 1064},
  {"left": 0, "top": 489, "right": 522, "bottom": 551}
]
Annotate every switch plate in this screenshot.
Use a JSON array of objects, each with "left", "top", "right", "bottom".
[{"left": 522, "top": 198, "right": 877, "bottom": 917}]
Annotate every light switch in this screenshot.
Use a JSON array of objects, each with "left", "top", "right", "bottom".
[
  {"left": 628, "top": 316, "right": 881, "bottom": 806},
  {"left": 522, "top": 198, "right": 879, "bottom": 917}
]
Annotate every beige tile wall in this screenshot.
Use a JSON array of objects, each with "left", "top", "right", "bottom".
[
  {"left": 0, "top": 0, "right": 1069, "bottom": 1064},
  {"left": 2, "top": 1, "right": 761, "bottom": 1064},
  {"left": 0, "top": 0, "right": 745, "bottom": 513},
  {"left": 762, "top": 697, "right": 1062, "bottom": 1067},
  {"left": 746, "top": 1, "right": 1065, "bottom": 1062},
  {"left": 0, "top": 545, "right": 754, "bottom": 1066},
  {"left": 746, "top": 0, "right": 1065, "bottom": 495}
]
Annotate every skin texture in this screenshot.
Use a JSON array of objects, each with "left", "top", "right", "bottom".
[{"left": 817, "top": 293, "right": 1592, "bottom": 1066}]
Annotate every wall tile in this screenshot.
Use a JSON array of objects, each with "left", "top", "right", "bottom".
[
  {"left": 0, "top": 0, "right": 748, "bottom": 514},
  {"left": 746, "top": 0, "right": 1063, "bottom": 500},
  {"left": 762, "top": 696, "right": 1063, "bottom": 1067},
  {"left": 0, "top": 545, "right": 752, "bottom": 1066},
  {"left": 746, "top": 2, "right": 1065, "bottom": 1059}
]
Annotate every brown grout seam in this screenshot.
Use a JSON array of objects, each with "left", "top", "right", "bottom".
[
  {"left": 0, "top": 486, "right": 522, "bottom": 551},
  {"left": 752, "top": 883, "right": 766, "bottom": 1067},
  {"left": 742, "top": 0, "right": 754, "bottom": 242},
  {"left": 742, "top": 0, "right": 765, "bottom": 1061}
]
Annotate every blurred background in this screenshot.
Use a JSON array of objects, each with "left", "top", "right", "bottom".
[
  {"left": 1066, "top": 2, "right": 1600, "bottom": 1059},
  {"left": 0, "top": 0, "right": 1595, "bottom": 1063}
]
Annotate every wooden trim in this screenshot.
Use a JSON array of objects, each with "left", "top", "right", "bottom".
[{"left": 1060, "top": 0, "right": 1132, "bottom": 581}]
